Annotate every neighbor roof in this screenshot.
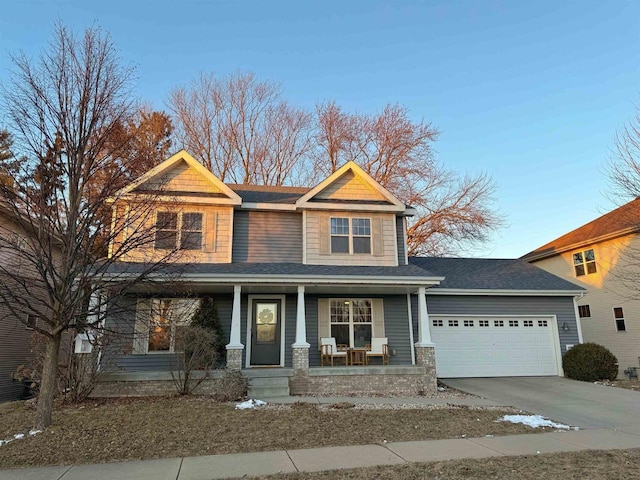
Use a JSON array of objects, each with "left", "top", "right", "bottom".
[
  {"left": 521, "top": 198, "right": 640, "bottom": 262},
  {"left": 409, "top": 257, "right": 584, "bottom": 292}
]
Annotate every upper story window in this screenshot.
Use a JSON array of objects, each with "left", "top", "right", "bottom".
[
  {"left": 330, "top": 217, "right": 371, "bottom": 254},
  {"left": 573, "top": 249, "right": 596, "bottom": 277},
  {"left": 155, "top": 212, "right": 203, "bottom": 250}
]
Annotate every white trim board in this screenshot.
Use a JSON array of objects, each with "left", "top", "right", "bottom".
[{"left": 245, "top": 294, "right": 286, "bottom": 368}]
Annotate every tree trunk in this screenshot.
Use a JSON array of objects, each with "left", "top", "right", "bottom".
[{"left": 35, "top": 333, "right": 62, "bottom": 429}]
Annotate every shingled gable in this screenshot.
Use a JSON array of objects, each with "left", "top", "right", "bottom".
[
  {"left": 111, "top": 150, "right": 242, "bottom": 205},
  {"left": 522, "top": 197, "right": 640, "bottom": 262},
  {"left": 295, "top": 161, "right": 406, "bottom": 212}
]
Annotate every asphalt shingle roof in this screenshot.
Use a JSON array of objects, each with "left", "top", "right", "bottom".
[
  {"left": 521, "top": 197, "right": 640, "bottom": 261},
  {"left": 104, "top": 262, "right": 438, "bottom": 278},
  {"left": 409, "top": 257, "right": 584, "bottom": 291},
  {"left": 228, "top": 185, "right": 310, "bottom": 204}
]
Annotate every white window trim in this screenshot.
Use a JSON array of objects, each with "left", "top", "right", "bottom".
[
  {"left": 613, "top": 307, "right": 626, "bottom": 333},
  {"left": 329, "top": 217, "right": 372, "bottom": 255},
  {"left": 154, "top": 211, "right": 204, "bottom": 251},
  {"left": 329, "top": 298, "right": 373, "bottom": 348},
  {"left": 145, "top": 298, "right": 200, "bottom": 354},
  {"left": 573, "top": 248, "right": 596, "bottom": 277}
]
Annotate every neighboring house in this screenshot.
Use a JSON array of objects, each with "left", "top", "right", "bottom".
[
  {"left": 522, "top": 198, "right": 640, "bottom": 378},
  {"left": 0, "top": 206, "right": 39, "bottom": 402},
  {"left": 97, "top": 150, "right": 583, "bottom": 396}
]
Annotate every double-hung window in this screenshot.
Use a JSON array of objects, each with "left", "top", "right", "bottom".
[
  {"left": 573, "top": 249, "right": 597, "bottom": 276},
  {"left": 614, "top": 307, "right": 626, "bottom": 332},
  {"left": 147, "top": 298, "right": 200, "bottom": 353},
  {"left": 330, "top": 299, "right": 372, "bottom": 347},
  {"left": 330, "top": 217, "right": 371, "bottom": 254},
  {"left": 155, "top": 212, "right": 203, "bottom": 250}
]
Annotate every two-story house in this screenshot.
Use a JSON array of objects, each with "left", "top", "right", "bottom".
[
  {"left": 523, "top": 198, "right": 640, "bottom": 378},
  {"left": 97, "top": 150, "right": 583, "bottom": 396}
]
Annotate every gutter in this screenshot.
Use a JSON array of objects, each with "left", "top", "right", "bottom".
[{"left": 426, "top": 288, "right": 586, "bottom": 297}]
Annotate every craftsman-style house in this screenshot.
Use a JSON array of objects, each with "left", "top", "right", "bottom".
[{"left": 97, "top": 150, "right": 583, "bottom": 396}]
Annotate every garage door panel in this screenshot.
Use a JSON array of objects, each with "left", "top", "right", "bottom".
[{"left": 432, "top": 316, "right": 559, "bottom": 378}]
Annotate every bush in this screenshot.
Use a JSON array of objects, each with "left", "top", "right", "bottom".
[
  {"left": 214, "top": 370, "right": 248, "bottom": 402},
  {"left": 563, "top": 343, "right": 618, "bottom": 382}
]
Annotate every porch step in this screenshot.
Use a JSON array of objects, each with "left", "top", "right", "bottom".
[{"left": 247, "top": 376, "right": 290, "bottom": 398}]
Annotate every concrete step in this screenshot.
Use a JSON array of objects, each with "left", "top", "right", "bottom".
[{"left": 247, "top": 375, "right": 290, "bottom": 398}]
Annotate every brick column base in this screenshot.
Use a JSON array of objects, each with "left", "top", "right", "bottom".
[
  {"left": 415, "top": 345, "right": 437, "bottom": 393},
  {"left": 226, "top": 348, "right": 243, "bottom": 370},
  {"left": 290, "top": 346, "right": 310, "bottom": 395}
]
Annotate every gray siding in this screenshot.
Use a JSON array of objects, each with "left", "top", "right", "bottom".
[
  {"left": 415, "top": 295, "right": 580, "bottom": 353},
  {"left": 307, "top": 295, "right": 413, "bottom": 367},
  {"left": 396, "top": 216, "right": 406, "bottom": 266},
  {"left": 106, "top": 295, "right": 234, "bottom": 372},
  {"left": 232, "top": 211, "right": 302, "bottom": 263},
  {"left": 0, "top": 313, "right": 32, "bottom": 402}
]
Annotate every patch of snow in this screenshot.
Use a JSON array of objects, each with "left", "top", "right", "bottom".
[
  {"left": 28, "top": 429, "right": 41, "bottom": 436},
  {"left": 13, "top": 434, "right": 24, "bottom": 440},
  {"left": 235, "top": 399, "right": 267, "bottom": 410},
  {"left": 499, "top": 414, "right": 571, "bottom": 429},
  {"left": 437, "top": 386, "right": 445, "bottom": 392},
  {"left": 0, "top": 429, "right": 43, "bottom": 448}
]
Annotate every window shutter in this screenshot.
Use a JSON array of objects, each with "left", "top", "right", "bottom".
[
  {"left": 372, "top": 217, "right": 384, "bottom": 256},
  {"left": 372, "top": 298, "right": 385, "bottom": 337},
  {"left": 317, "top": 298, "right": 330, "bottom": 349},
  {"left": 204, "top": 211, "right": 217, "bottom": 253},
  {"left": 133, "top": 298, "right": 151, "bottom": 354},
  {"left": 319, "top": 214, "right": 330, "bottom": 255}
]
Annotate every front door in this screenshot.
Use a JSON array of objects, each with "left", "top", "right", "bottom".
[{"left": 250, "top": 299, "right": 281, "bottom": 366}]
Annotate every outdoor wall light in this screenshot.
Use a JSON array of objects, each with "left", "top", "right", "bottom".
[{"left": 561, "top": 322, "right": 570, "bottom": 332}]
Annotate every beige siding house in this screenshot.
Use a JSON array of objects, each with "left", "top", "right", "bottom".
[{"left": 522, "top": 198, "right": 640, "bottom": 378}]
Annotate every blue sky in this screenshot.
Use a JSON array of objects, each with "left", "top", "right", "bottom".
[{"left": 0, "top": 1, "right": 638, "bottom": 258}]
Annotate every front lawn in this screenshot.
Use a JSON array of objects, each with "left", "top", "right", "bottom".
[
  {"left": 250, "top": 449, "right": 640, "bottom": 480},
  {"left": 1, "top": 396, "right": 553, "bottom": 469}
]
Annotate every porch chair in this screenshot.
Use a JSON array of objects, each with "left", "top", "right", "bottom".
[
  {"left": 320, "top": 337, "right": 348, "bottom": 366},
  {"left": 366, "top": 337, "right": 389, "bottom": 365}
]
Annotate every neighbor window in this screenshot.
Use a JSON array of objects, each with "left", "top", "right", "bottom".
[
  {"left": 573, "top": 249, "right": 597, "bottom": 277},
  {"left": 330, "top": 217, "right": 371, "bottom": 254},
  {"left": 614, "top": 307, "right": 626, "bottom": 332},
  {"left": 154, "top": 212, "right": 203, "bottom": 250},
  {"left": 330, "top": 299, "right": 372, "bottom": 348},
  {"left": 147, "top": 298, "right": 200, "bottom": 353},
  {"left": 578, "top": 305, "right": 591, "bottom": 318},
  {"left": 25, "top": 314, "right": 38, "bottom": 330}
]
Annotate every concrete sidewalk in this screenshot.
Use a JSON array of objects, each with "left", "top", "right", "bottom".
[{"left": 3, "top": 428, "right": 640, "bottom": 480}]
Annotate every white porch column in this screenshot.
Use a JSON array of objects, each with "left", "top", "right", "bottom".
[
  {"left": 415, "top": 287, "right": 434, "bottom": 346},
  {"left": 227, "top": 285, "right": 243, "bottom": 348},
  {"left": 226, "top": 285, "right": 244, "bottom": 370},
  {"left": 293, "top": 286, "right": 310, "bottom": 347}
]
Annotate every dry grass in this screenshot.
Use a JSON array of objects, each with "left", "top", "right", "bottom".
[
  {"left": 250, "top": 449, "right": 640, "bottom": 480},
  {"left": 0, "top": 396, "right": 549, "bottom": 469},
  {"left": 595, "top": 379, "right": 640, "bottom": 392}
]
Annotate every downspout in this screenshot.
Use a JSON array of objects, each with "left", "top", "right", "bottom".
[{"left": 572, "top": 293, "right": 585, "bottom": 344}]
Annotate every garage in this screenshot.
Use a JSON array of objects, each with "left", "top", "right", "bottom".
[{"left": 430, "top": 315, "right": 561, "bottom": 378}]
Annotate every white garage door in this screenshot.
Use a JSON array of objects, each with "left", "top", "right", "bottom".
[{"left": 430, "top": 316, "right": 560, "bottom": 378}]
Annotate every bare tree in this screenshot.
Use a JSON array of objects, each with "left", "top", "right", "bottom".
[
  {"left": 0, "top": 24, "right": 182, "bottom": 428},
  {"left": 314, "top": 102, "right": 503, "bottom": 255},
  {"left": 169, "top": 72, "right": 312, "bottom": 185}
]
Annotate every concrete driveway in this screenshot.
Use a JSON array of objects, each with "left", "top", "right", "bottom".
[{"left": 443, "top": 377, "right": 640, "bottom": 434}]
